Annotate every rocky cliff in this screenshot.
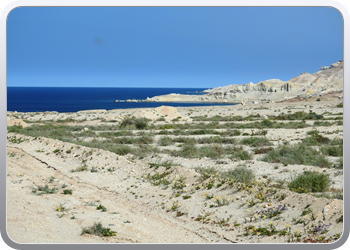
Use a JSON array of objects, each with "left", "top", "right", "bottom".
[{"left": 146, "top": 61, "right": 343, "bottom": 103}]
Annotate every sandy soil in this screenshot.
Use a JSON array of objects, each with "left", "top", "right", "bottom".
[{"left": 6, "top": 100, "right": 344, "bottom": 244}]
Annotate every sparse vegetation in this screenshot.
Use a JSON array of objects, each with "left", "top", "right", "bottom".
[
  {"left": 7, "top": 100, "right": 344, "bottom": 244},
  {"left": 262, "top": 143, "right": 332, "bottom": 168},
  {"left": 81, "top": 222, "right": 116, "bottom": 237},
  {"left": 288, "top": 171, "right": 332, "bottom": 193}
]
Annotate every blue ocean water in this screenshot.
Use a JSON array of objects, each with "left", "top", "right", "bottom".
[{"left": 7, "top": 87, "right": 236, "bottom": 113}]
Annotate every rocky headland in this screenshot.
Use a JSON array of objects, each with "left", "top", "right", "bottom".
[{"left": 145, "top": 61, "right": 343, "bottom": 104}]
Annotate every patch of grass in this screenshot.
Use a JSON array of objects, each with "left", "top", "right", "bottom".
[
  {"left": 240, "top": 137, "right": 273, "bottom": 147},
  {"left": 131, "top": 145, "right": 160, "bottom": 159},
  {"left": 75, "top": 140, "right": 132, "bottom": 156},
  {"left": 197, "top": 145, "right": 226, "bottom": 158},
  {"left": 302, "top": 131, "right": 330, "bottom": 146},
  {"left": 158, "top": 136, "right": 173, "bottom": 146},
  {"left": 335, "top": 102, "right": 343, "bottom": 108},
  {"left": 220, "top": 166, "right": 255, "bottom": 185},
  {"left": 32, "top": 184, "right": 56, "bottom": 195},
  {"left": 196, "top": 136, "right": 236, "bottom": 144},
  {"left": 231, "top": 150, "right": 253, "bottom": 160},
  {"left": 254, "top": 147, "right": 274, "bottom": 154},
  {"left": 97, "top": 130, "right": 133, "bottom": 137},
  {"left": 177, "top": 144, "right": 197, "bottom": 158},
  {"left": 62, "top": 189, "right": 73, "bottom": 195},
  {"left": 271, "top": 111, "right": 324, "bottom": 120},
  {"left": 320, "top": 145, "right": 343, "bottom": 157},
  {"left": 7, "top": 125, "right": 24, "bottom": 134},
  {"left": 144, "top": 170, "right": 173, "bottom": 186},
  {"left": 109, "top": 135, "right": 153, "bottom": 145},
  {"left": 261, "top": 143, "right": 332, "bottom": 168},
  {"left": 7, "top": 135, "right": 26, "bottom": 143},
  {"left": 119, "top": 116, "right": 149, "bottom": 130},
  {"left": 71, "top": 164, "right": 88, "bottom": 172},
  {"left": 81, "top": 222, "right": 116, "bottom": 237},
  {"left": 313, "top": 121, "right": 332, "bottom": 127},
  {"left": 288, "top": 171, "right": 331, "bottom": 193},
  {"left": 96, "top": 204, "right": 107, "bottom": 212},
  {"left": 149, "top": 160, "right": 179, "bottom": 170},
  {"left": 195, "top": 166, "right": 219, "bottom": 181},
  {"left": 335, "top": 158, "right": 343, "bottom": 169},
  {"left": 172, "top": 175, "right": 187, "bottom": 190},
  {"left": 224, "top": 129, "right": 242, "bottom": 136}
]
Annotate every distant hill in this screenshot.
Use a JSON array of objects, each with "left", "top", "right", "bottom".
[
  {"left": 202, "top": 60, "right": 343, "bottom": 103},
  {"left": 146, "top": 61, "right": 343, "bottom": 103}
]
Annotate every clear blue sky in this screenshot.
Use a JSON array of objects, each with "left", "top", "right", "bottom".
[{"left": 7, "top": 7, "right": 343, "bottom": 88}]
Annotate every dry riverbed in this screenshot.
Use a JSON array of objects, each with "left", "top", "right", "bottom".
[{"left": 6, "top": 100, "right": 344, "bottom": 243}]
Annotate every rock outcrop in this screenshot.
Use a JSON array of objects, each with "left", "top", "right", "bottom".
[{"left": 145, "top": 61, "right": 343, "bottom": 104}]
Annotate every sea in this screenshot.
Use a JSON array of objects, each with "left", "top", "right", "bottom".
[{"left": 7, "top": 87, "right": 236, "bottom": 113}]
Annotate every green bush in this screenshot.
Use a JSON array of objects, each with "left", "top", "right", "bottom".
[
  {"left": 220, "top": 166, "right": 255, "bottom": 184},
  {"left": 261, "top": 119, "right": 274, "bottom": 127},
  {"left": 113, "top": 145, "right": 132, "bottom": 155},
  {"left": 231, "top": 150, "right": 253, "bottom": 160},
  {"left": 197, "top": 145, "right": 226, "bottom": 158},
  {"left": 272, "top": 111, "right": 324, "bottom": 121},
  {"left": 131, "top": 145, "right": 160, "bottom": 159},
  {"left": 81, "top": 222, "right": 116, "bottom": 237},
  {"left": 62, "top": 189, "right": 73, "bottom": 195},
  {"left": 262, "top": 143, "right": 332, "bottom": 168},
  {"left": 320, "top": 145, "right": 343, "bottom": 157},
  {"left": 302, "top": 132, "right": 330, "bottom": 146},
  {"left": 7, "top": 125, "right": 24, "bottom": 133},
  {"left": 240, "top": 137, "right": 273, "bottom": 147},
  {"left": 254, "top": 147, "right": 274, "bottom": 154},
  {"left": 335, "top": 158, "right": 343, "bottom": 169},
  {"left": 178, "top": 144, "right": 198, "bottom": 158},
  {"left": 335, "top": 102, "right": 343, "bottom": 108},
  {"left": 158, "top": 136, "right": 173, "bottom": 146},
  {"left": 195, "top": 166, "right": 219, "bottom": 181},
  {"left": 119, "top": 116, "right": 149, "bottom": 130},
  {"left": 288, "top": 171, "right": 331, "bottom": 193}
]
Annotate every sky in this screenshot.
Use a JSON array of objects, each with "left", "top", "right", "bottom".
[{"left": 7, "top": 7, "right": 343, "bottom": 88}]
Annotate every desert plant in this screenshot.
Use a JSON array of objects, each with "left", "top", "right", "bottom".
[
  {"left": 149, "top": 160, "right": 179, "bottom": 170},
  {"left": 32, "top": 184, "right": 56, "bottom": 195},
  {"left": 288, "top": 171, "right": 331, "bottom": 193},
  {"left": 335, "top": 102, "right": 343, "bottom": 108},
  {"left": 81, "top": 222, "right": 116, "bottom": 237},
  {"left": 62, "top": 189, "right": 73, "bottom": 195},
  {"left": 158, "top": 136, "right": 173, "bottom": 146},
  {"left": 254, "top": 147, "right": 274, "bottom": 154},
  {"left": 119, "top": 116, "right": 149, "bottom": 130},
  {"left": 220, "top": 166, "right": 255, "bottom": 184},
  {"left": 240, "top": 137, "right": 273, "bottom": 147},
  {"left": 262, "top": 143, "right": 332, "bottom": 168},
  {"left": 320, "top": 145, "right": 343, "bottom": 157},
  {"left": 96, "top": 204, "right": 107, "bottom": 212},
  {"left": 195, "top": 166, "right": 218, "bottom": 181},
  {"left": 231, "top": 150, "right": 253, "bottom": 160}
]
